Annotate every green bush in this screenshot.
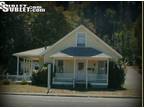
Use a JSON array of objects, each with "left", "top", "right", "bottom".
[
  {"left": 108, "top": 61, "right": 125, "bottom": 89},
  {"left": 31, "top": 65, "right": 48, "bottom": 87},
  {"left": 2, "top": 79, "right": 10, "bottom": 85},
  {"left": 20, "top": 80, "right": 29, "bottom": 85},
  {"left": 31, "top": 64, "right": 53, "bottom": 87}
]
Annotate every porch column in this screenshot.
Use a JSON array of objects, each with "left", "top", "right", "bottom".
[
  {"left": 25, "top": 59, "right": 27, "bottom": 74},
  {"left": 73, "top": 58, "right": 76, "bottom": 88},
  {"left": 53, "top": 58, "right": 55, "bottom": 73},
  {"left": 23, "top": 58, "right": 26, "bottom": 74},
  {"left": 96, "top": 60, "right": 98, "bottom": 73},
  {"left": 86, "top": 59, "right": 88, "bottom": 89},
  {"left": 30, "top": 59, "right": 33, "bottom": 76},
  {"left": 28, "top": 59, "right": 31, "bottom": 76},
  {"left": 16, "top": 56, "right": 19, "bottom": 77},
  {"left": 107, "top": 59, "right": 109, "bottom": 85}
]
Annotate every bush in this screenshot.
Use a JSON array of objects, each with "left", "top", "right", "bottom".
[
  {"left": 108, "top": 61, "right": 125, "bottom": 89},
  {"left": 31, "top": 65, "right": 48, "bottom": 87},
  {"left": 20, "top": 80, "right": 29, "bottom": 85},
  {"left": 31, "top": 64, "right": 53, "bottom": 87},
  {"left": 2, "top": 79, "right": 10, "bottom": 85}
]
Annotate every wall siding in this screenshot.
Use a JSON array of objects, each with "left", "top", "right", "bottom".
[{"left": 44, "top": 26, "right": 121, "bottom": 63}]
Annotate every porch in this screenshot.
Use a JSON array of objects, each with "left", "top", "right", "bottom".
[
  {"left": 50, "top": 47, "right": 111, "bottom": 88},
  {"left": 51, "top": 58, "right": 110, "bottom": 88}
]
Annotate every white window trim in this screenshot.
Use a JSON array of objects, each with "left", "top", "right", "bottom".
[{"left": 76, "top": 32, "right": 87, "bottom": 47}]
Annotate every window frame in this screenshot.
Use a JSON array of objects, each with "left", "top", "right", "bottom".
[
  {"left": 57, "top": 60, "right": 64, "bottom": 73},
  {"left": 76, "top": 32, "right": 86, "bottom": 47}
]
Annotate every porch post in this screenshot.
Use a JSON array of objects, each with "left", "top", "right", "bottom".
[
  {"left": 73, "top": 58, "right": 76, "bottom": 88},
  {"left": 86, "top": 59, "right": 88, "bottom": 89},
  {"left": 23, "top": 58, "right": 26, "bottom": 74},
  {"left": 53, "top": 58, "right": 55, "bottom": 73},
  {"left": 28, "top": 59, "right": 31, "bottom": 76},
  {"left": 16, "top": 56, "right": 19, "bottom": 77},
  {"left": 30, "top": 59, "right": 33, "bottom": 76},
  {"left": 107, "top": 59, "right": 109, "bottom": 85},
  {"left": 25, "top": 59, "right": 27, "bottom": 74},
  {"left": 96, "top": 60, "right": 98, "bottom": 73}
]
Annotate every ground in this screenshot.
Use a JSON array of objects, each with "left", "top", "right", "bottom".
[{"left": 0, "top": 66, "right": 142, "bottom": 98}]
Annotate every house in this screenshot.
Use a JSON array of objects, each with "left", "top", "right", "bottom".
[{"left": 13, "top": 25, "right": 122, "bottom": 88}]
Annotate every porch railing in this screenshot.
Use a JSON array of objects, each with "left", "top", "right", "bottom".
[
  {"left": 53, "top": 72, "right": 107, "bottom": 83},
  {"left": 0, "top": 74, "right": 31, "bottom": 81}
]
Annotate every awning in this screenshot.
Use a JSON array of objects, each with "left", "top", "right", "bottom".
[
  {"left": 50, "top": 52, "right": 73, "bottom": 58},
  {"left": 62, "top": 47, "right": 101, "bottom": 56},
  {"left": 50, "top": 47, "right": 111, "bottom": 59}
]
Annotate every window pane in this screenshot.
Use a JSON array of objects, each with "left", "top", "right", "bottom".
[
  {"left": 78, "top": 63, "right": 84, "bottom": 70},
  {"left": 57, "top": 60, "right": 63, "bottom": 73},
  {"left": 77, "top": 32, "right": 85, "bottom": 47},
  {"left": 98, "top": 61, "right": 106, "bottom": 74}
]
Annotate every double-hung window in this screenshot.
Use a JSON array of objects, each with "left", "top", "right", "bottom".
[
  {"left": 77, "top": 32, "right": 86, "bottom": 47},
  {"left": 57, "top": 60, "right": 63, "bottom": 73}
]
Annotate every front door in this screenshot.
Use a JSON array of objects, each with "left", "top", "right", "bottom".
[{"left": 76, "top": 60, "right": 86, "bottom": 81}]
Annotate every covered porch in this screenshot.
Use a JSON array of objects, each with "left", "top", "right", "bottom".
[
  {"left": 50, "top": 47, "right": 111, "bottom": 88},
  {"left": 12, "top": 47, "right": 46, "bottom": 81}
]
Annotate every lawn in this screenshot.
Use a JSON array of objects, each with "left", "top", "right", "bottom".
[
  {"left": 0, "top": 83, "right": 141, "bottom": 97},
  {"left": 0, "top": 84, "right": 48, "bottom": 93}
]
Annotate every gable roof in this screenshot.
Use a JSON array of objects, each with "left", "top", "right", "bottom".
[
  {"left": 13, "top": 46, "right": 50, "bottom": 57},
  {"left": 40, "top": 25, "right": 82, "bottom": 56},
  {"left": 42, "top": 25, "right": 122, "bottom": 58}
]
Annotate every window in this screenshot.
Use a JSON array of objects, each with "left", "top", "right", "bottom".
[
  {"left": 57, "top": 60, "right": 63, "bottom": 73},
  {"left": 98, "top": 61, "right": 106, "bottom": 74},
  {"left": 77, "top": 32, "right": 86, "bottom": 47},
  {"left": 78, "top": 63, "right": 84, "bottom": 71}
]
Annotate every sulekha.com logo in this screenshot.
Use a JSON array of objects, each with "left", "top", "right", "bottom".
[{"left": 0, "top": 2, "right": 45, "bottom": 12}]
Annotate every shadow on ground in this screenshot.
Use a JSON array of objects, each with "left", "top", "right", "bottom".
[{"left": 50, "top": 84, "right": 126, "bottom": 92}]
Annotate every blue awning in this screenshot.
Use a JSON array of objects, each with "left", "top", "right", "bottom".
[{"left": 62, "top": 47, "right": 101, "bottom": 56}]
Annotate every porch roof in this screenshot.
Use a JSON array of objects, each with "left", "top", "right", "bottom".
[
  {"left": 50, "top": 47, "right": 111, "bottom": 59},
  {"left": 13, "top": 46, "right": 50, "bottom": 57}
]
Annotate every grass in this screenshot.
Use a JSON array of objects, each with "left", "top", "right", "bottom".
[
  {"left": 0, "top": 83, "right": 48, "bottom": 93},
  {"left": 0, "top": 83, "right": 141, "bottom": 97}
]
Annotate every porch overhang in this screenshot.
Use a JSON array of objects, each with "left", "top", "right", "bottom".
[
  {"left": 13, "top": 46, "right": 50, "bottom": 57},
  {"left": 50, "top": 47, "right": 112, "bottom": 59}
]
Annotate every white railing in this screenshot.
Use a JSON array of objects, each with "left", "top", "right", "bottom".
[
  {"left": 0, "top": 74, "right": 31, "bottom": 81},
  {"left": 88, "top": 73, "right": 107, "bottom": 83},
  {"left": 53, "top": 72, "right": 107, "bottom": 83},
  {"left": 54, "top": 73, "right": 73, "bottom": 82}
]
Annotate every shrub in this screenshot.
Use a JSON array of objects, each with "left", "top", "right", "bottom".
[
  {"left": 108, "top": 61, "right": 125, "bottom": 89},
  {"left": 32, "top": 65, "right": 47, "bottom": 87},
  {"left": 2, "top": 79, "right": 10, "bottom": 85},
  {"left": 20, "top": 80, "right": 29, "bottom": 85},
  {"left": 31, "top": 64, "right": 53, "bottom": 87}
]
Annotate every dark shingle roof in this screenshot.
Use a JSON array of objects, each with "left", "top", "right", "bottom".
[{"left": 61, "top": 47, "right": 102, "bottom": 56}]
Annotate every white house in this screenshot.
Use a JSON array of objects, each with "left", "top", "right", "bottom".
[{"left": 13, "top": 25, "right": 122, "bottom": 88}]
